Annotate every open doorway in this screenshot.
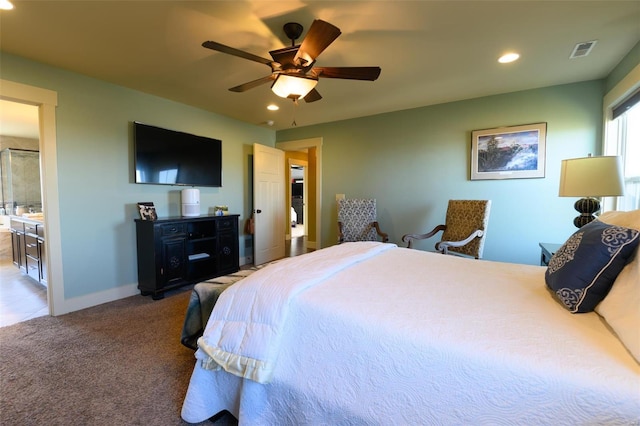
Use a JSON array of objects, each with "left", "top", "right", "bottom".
[
  {"left": 277, "top": 137, "right": 322, "bottom": 254},
  {"left": 1, "top": 79, "right": 62, "bottom": 319},
  {"left": 0, "top": 100, "right": 47, "bottom": 326},
  {"left": 289, "top": 161, "right": 307, "bottom": 241}
]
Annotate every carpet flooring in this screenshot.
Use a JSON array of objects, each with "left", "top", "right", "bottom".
[{"left": 0, "top": 284, "right": 238, "bottom": 425}]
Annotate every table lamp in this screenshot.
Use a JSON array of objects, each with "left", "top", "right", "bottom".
[{"left": 558, "top": 155, "right": 624, "bottom": 227}]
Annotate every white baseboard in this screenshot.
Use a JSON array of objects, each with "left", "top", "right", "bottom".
[{"left": 54, "top": 283, "right": 139, "bottom": 316}]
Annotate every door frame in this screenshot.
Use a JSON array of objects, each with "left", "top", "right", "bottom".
[
  {"left": 0, "top": 79, "right": 64, "bottom": 315},
  {"left": 276, "top": 137, "right": 322, "bottom": 250}
]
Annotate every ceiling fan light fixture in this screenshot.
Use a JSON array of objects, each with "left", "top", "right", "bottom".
[{"left": 271, "top": 74, "right": 318, "bottom": 99}]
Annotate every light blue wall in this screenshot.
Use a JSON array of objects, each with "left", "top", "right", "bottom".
[
  {"left": 1, "top": 45, "right": 633, "bottom": 307},
  {"left": 606, "top": 41, "right": 640, "bottom": 92},
  {"left": 277, "top": 81, "right": 605, "bottom": 265},
  {"left": 0, "top": 53, "right": 275, "bottom": 299}
]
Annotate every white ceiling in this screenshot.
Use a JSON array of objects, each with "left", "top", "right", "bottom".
[{"left": 0, "top": 1, "right": 638, "bottom": 135}]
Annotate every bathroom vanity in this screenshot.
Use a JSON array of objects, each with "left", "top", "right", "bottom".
[{"left": 9, "top": 215, "right": 47, "bottom": 286}]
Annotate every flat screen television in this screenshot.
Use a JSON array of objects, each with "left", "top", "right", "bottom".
[{"left": 134, "top": 122, "right": 222, "bottom": 187}]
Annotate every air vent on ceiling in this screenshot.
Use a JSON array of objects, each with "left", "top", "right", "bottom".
[{"left": 570, "top": 40, "right": 597, "bottom": 59}]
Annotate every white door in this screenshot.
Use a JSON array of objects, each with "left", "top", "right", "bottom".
[{"left": 253, "top": 143, "right": 285, "bottom": 265}]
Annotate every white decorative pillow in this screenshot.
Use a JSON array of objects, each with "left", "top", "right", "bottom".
[{"left": 595, "top": 210, "right": 640, "bottom": 363}]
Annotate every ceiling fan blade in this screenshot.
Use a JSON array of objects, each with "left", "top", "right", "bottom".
[
  {"left": 294, "top": 20, "right": 341, "bottom": 65},
  {"left": 269, "top": 45, "right": 299, "bottom": 68},
  {"left": 312, "top": 67, "right": 381, "bottom": 81},
  {"left": 229, "top": 75, "right": 277, "bottom": 92},
  {"left": 202, "top": 41, "right": 274, "bottom": 67},
  {"left": 303, "top": 89, "right": 322, "bottom": 103}
]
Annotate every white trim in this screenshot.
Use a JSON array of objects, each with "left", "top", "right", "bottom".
[
  {"left": 0, "top": 80, "right": 68, "bottom": 315},
  {"left": 602, "top": 63, "right": 640, "bottom": 211},
  {"left": 288, "top": 157, "right": 308, "bottom": 241},
  {"left": 603, "top": 63, "right": 640, "bottom": 114},
  {"left": 277, "top": 137, "right": 323, "bottom": 249},
  {"left": 60, "top": 283, "right": 139, "bottom": 314}
]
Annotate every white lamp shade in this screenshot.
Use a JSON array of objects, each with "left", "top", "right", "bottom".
[
  {"left": 559, "top": 155, "right": 624, "bottom": 197},
  {"left": 271, "top": 74, "right": 318, "bottom": 99}
]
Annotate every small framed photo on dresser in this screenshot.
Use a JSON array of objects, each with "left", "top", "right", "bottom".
[{"left": 137, "top": 202, "right": 158, "bottom": 221}]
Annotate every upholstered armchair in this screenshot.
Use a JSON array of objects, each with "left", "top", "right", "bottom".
[
  {"left": 402, "top": 200, "right": 491, "bottom": 259},
  {"left": 337, "top": 198, "right": 389, "bottom": 243}
]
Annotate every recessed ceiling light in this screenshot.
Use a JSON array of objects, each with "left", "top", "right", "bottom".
[
  {"left": 0, "top": 0, "right": 14, "bottom": 10},
  {"left": 267, "top": 104, "right": 279, "bottom": 111},
  {"left": 498, "top": 52, "right": 520, "bottom": 64}
]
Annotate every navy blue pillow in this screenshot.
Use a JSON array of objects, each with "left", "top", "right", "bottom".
[{"left": 545, "top": 219, "right": 639, "bottom": 313}]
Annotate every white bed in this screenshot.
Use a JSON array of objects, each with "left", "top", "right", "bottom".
[{"left": 182, "top": 238, "right": 640, "bottom": 425}]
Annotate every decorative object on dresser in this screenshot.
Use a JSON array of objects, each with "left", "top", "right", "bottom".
[
  {"left": 558, "top": 154, "right": 625, "bottom": 227},
  {"left": 213, "top": 205, "right": 228, "bottom": 216},
  {"left": 181, "top": 188, "right": 200, "bottom": 217},
  {"left": 134, "top": 214, "right": 239, "bottom": 300},
  {"left": 137, "top": 202, "right": 157, "bottom": 221}
]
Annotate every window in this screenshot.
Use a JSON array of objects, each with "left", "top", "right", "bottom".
[{"left": 603, "top": 67, "right": 640, "bottom": 212}]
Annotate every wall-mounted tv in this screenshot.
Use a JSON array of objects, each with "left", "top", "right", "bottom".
[{"left": 134, "top": 122, "right": 222, "bottom": 187}]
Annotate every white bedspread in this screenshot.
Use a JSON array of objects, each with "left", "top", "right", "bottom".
[
  {"left": 183, "top": 243, "right": 640, "bottom": 425},
  {"left": 197, "top": 241, "right": 396, "bottom": 383}
]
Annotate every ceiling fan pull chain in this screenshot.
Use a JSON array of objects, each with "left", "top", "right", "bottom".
[{"left": 291, "top": 98, "right": 299, "bottom": 126}]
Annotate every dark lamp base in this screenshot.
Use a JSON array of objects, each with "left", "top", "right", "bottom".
[{"left": 573, "top": 197, "right": 600, "bottom": 228}]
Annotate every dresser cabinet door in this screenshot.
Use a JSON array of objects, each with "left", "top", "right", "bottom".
[
  {"left": 217, "top": 231, "right": 237, "bottom": 274},
  {"left": 160, "top": 238, "right": 187, "bottom": 287}
]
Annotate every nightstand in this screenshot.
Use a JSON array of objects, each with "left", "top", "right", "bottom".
[{"left": 539, "top": 242, "right": 562, "bottom": 266}]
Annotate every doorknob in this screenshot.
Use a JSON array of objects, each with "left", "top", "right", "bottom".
[{"left": 256, "top": 209, "right": 262, "bottom": 214}]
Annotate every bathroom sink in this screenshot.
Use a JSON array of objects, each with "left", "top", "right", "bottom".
[{"left": 21, "top": 213, "right": 44, "bottom": 220}]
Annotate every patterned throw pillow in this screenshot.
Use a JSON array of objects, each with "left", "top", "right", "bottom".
[{"left": 545, "top": 220, "right": 640, "bottom": 313}]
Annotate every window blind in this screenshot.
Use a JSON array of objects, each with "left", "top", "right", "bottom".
[{"left": 612, "top": 89, "right": 640, "bottom": 120}]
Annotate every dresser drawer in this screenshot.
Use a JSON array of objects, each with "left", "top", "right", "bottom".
[
  {"left": 24, "top": 222, "right": 38, "bottom": 236},
  {"left": 25, "top": 234, "right": 39, "bottom": 259},
  {"left": 160, "top": 223, "right": 186, "bottom": 237},
  {"left": 216, "top": 218, "right": 235, "bottom": 231},
  {"left": 10, "top": 219, "right": 24, "bottom": 232}
]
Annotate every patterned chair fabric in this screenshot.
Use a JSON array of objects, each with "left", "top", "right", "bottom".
[
  {"left": 440, "top": 200, "right": 491, "bottom": 258},
  {"left": 402, "top": 200, "right": 491, "bottom": 259},
  {"left": 338, "top": 199, "right": 386, "bottom": 242}
]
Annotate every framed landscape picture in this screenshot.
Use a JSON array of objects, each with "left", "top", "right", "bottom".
[{"left": 470, "top": 122, "right": 547, "bottom": 180}]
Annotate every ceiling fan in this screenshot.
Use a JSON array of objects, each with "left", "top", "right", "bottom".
[{"left": 202, "top": 19, "right": 381, "bottom": 103}]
